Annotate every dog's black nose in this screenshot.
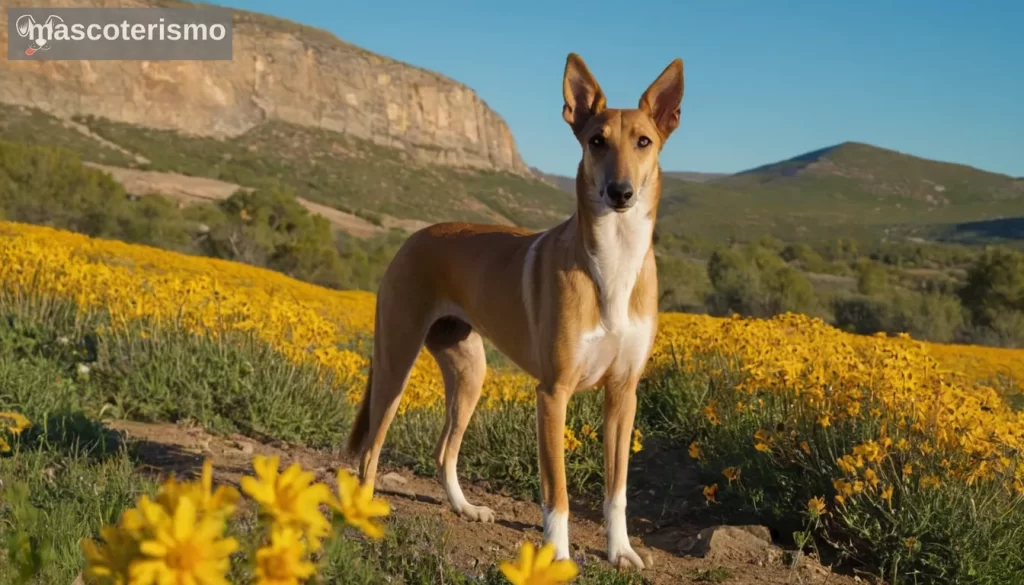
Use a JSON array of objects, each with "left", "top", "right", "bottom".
[{"left": 606, "top": 181, "right": 635, "bottom": 206}]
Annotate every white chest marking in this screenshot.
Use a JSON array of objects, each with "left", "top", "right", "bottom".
[
  {"left": 576, "top": 317, "right": 653, "bottom": 389},
  {"left": 575, "top": 192, "right": 654, "bottom": 389},
  {"left": 584, "top": 196, "right": 653, "bottom": 332}
]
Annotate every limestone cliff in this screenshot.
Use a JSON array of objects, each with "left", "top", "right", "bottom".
[{"left": 0, "top": 0, "right": 530, "bottom": 174}]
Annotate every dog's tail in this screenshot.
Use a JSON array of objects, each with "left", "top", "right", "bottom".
[{"left": 346, "top": 362, "right": 373, "bottom": 457}]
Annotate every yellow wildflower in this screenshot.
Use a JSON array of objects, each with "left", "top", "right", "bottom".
[
  {"left": 799, "top": 441, "right": 810, "bottom": 454},
  {"left": 80, "top": 526, "right": 139, "bottom": 585},
  {"left": 564, "top": 427, "right": 582, "bottom": 452},
  {"left": 253, "top": 526, "right": 316, "bottom": 585},
  {"left": 499, "top": 541, "right": 579, "bottom": 585},
  {"left": 330, "top": 469, "right": 391, "bottom": 540},
  {"left": 240, "top": 455, "right": 333, "bottom": 549},
  {"left": 580, "top": 424, "right": 597, "bottom": 441},
  {"left": 129, "top": 496, "right": 238, "bottom": 585},
  {"left": 807, "top": 496, "right": 827, "bottom": 518},
  {"left": 703, "top": 483, "right": 718, "bottom": 503},
  {"left": 688, "top": 441, "right": 702, "bottom": 460},
  {"left": 702, "top": 403, "right": 720, "bottom": 426},
  {"left": 631, "top": 429, "right": 643, "bottom": 453},
  {"left": 864, "top": 468, "right": 880, "bottom": 489},
  {"left": 0, "top": 411, "right": 31, "bottom": 434},
  {"left": 881, "top": 484, "right": 894, "bottom": 506},
  {"left": 156, "top": 460, "right": 240, "bottom": 521},
  {"left": 722, "top": 467, "right": 740, "bottom": 484}
]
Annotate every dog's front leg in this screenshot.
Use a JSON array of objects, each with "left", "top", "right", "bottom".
[
  {"left": 536, "top": 383, "right": 573, "bottom": 560},
  {"left": 603, "top": 375, "right": 645, "bottom": 569}
]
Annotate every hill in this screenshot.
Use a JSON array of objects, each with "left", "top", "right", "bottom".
[
  {"left": 654, "top": 141, "right": 1024, "bottom": 245},
  {"left": 663, "top": 170, "right": 729, "bottom": 182},
  {"left": 527, "top": 142, "right": 1024, "bottom": 246}
]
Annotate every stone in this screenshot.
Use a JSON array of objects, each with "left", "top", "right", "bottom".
[
  {"left": 678, "top": 525, "right": 782, "bottom": 566},
  {"left": 379, "top": 471, "right": 408, "bottom": 489}
]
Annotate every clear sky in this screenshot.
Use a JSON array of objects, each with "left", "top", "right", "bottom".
[{"left": 210, "top": 0, "right": 1023, "bottom": 179}]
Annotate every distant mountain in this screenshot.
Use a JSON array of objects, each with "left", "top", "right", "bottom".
[
  {"left": 530, "top": 168, "right": 727, "bottom": 194},
  {"left": 663, "top": 171, "right": 728, "bottom": 183},
  {"left": 656, "top": 141, "right": 1024, "bottom": 245},
  {"left": 529, "top": 167, "right": 577, "bottom": 193}
]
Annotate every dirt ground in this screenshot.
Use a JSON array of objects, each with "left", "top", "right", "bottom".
[{"left": 106, "top": 420, "right": 864, "bottom": 585}]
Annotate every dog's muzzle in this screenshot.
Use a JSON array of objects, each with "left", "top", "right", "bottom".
[{"left": 604, "top": 181, "right": 636, "bottom": 212}]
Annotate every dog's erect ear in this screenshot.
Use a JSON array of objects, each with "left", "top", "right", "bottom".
[
  {"left": 639, "top": 58, "right": 684, "bottom": 142},
  {"left": 562, "top": 53, "right": 607, "bottom": 136}
]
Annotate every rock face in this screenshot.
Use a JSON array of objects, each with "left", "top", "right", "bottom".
[{"left": 0, "top": 0, "right": 530, "bottom": 174}]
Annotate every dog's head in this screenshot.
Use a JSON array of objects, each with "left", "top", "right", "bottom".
[{"left": 562, "top": 53, "right": 684, "bottom": 215}]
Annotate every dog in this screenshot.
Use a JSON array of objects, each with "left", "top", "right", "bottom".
[{"left": 347, "top": 52, "right": 684, "bottom": 569}]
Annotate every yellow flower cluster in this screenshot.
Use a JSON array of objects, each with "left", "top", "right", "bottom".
[
  {"left": 3, "top": 221, "right": 1022, "bottom": 419},
  {"left": 0, "top": 410, "right": 31, "bottom": 454},
  {"left": 80, "top": 458, "right": 391, "bottom": 585},
  {"left": 0, "top": 222, "right": 537, "bottom": 413},
  {"left": 2, "top": 222, "right": 1023, "bottom": 492},
  {"left": 655, "top": 312, "right": 1024, "bottom": 496},
  {"left": 77, "top": 456, "right": 573, "bottom": 584}
]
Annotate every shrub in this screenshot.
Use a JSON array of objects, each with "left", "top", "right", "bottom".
[{"left": 706, "top": 243, "right": 820, "bottom": 318}]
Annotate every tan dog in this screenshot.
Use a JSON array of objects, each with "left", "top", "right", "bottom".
[{"left": 347, "top": 52, "right": 684, "bottom": 569}]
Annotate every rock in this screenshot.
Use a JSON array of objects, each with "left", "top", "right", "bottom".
[
  {"left": 678, "top": 525, "right": 782, "bottom": 566},
  {"left": 233, "top": 440, "right": 254, "bottom": 455},
  {"left": 379, "top": 471, "right": 408, "bottom": 490},
  {"left": 0, "top": 0, "right": 530, "bottom": 176}
]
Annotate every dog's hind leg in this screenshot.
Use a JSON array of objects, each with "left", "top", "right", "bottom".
[
  {"left": 355, "top": 304, "right": 431, "bottom": 494},
  {"left": 425, "top": 316, "right": 494, "bottom": 523}
]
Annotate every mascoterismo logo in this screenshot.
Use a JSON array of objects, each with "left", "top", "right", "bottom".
[{"left": 15, "top": 14, "right": 64, "bottom": 56}]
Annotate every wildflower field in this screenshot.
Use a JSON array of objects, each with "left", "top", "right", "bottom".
[{"left": 1, "top": 220, "right": 1023, "bottom": 585}]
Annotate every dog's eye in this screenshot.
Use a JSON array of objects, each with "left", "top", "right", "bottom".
[
  {"left": 637, "top": 136, "right": 652, "bottom": 148},
  {"left": 589, "top": 134, "right": 606, "bottom": 148}
]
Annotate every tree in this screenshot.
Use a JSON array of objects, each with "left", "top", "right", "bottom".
[{"left": 959, "top": 247, "right": 1024, "bottom": 327}]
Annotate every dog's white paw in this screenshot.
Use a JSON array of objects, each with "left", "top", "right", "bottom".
[
  {"left": 609, "top": 544, "right": 646, "bottom": 570},
  {"left": 457, "top": 504, "right": 495, "bottom": 523}
]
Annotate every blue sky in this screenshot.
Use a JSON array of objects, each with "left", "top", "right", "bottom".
[{"left": 210, "top": 0, "right": 1023, "bottom": 178}]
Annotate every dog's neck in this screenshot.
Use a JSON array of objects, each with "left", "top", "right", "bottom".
[{"left": 571, "top": 166, "right": 660, "bottom": 331}]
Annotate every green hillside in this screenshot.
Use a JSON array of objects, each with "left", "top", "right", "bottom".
[
  {"left": 642, "top": 142, "right": 1022, "bottom": 247},
  {"left": 0, "top": 104, "right": 574, "bottom": 231},
  {"left": 4, "top": 102, "right": 1022, "bottom": 249}
]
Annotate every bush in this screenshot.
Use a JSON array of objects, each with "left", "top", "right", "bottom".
[
  {"left": 855, "top": 260, "right": 890, "bottom": 296},
  {"left": 959, "top": 248, "right": 1024, "bottom": 327},
  {"left": 706, "top": 243, "right": 820, "bottom": 318},
  {"left": 833, "top": 290, "right": 966, "bottom": 343}
]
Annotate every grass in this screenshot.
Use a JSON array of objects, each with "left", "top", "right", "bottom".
[
  {"left": 4, "top": 270, "right": 1024, "bottom": 584},
  {"left": 0, "top": 104, "right": 138, "bottom": 168},
  {"left": 0, "top": 294, "right": 648, "bottom": 584}
]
